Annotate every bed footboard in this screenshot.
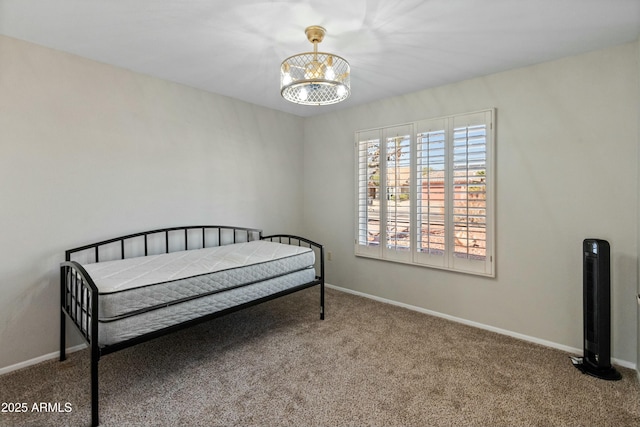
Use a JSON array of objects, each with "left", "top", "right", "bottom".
[
  {"left": 59, "top": 261, "right": 100, "bottom": 427},
  {"left": 261, "top": 234, "right": 325, "bottom": 319}
]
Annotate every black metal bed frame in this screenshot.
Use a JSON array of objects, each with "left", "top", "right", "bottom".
[{"left": 59, "top": 225, "right": 324, "bottom": 427}]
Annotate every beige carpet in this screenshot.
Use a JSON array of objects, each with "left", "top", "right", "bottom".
[{"left": 1, "top": 287, "right": 639, "bottom": 427}]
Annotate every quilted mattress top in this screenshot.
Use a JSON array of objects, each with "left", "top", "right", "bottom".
[{"left": 82, "top": 240, "right": 314, "bottom": 294}]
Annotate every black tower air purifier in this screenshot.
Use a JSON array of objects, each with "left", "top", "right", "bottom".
[{"left": 571, "top": 239, "right": 621, "bottom": 380}]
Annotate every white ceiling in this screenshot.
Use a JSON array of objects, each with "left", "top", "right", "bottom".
[{"left": 1, "top": 0, "right": 639, "bottom": 117}]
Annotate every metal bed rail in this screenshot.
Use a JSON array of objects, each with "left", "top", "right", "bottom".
[{"left": 66, "top": 225, "right": 263, "bottom": 263}]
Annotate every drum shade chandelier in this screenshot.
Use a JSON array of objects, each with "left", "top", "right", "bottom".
[{"left": 280, "top": 26, "right": 350, "bottom": 105}]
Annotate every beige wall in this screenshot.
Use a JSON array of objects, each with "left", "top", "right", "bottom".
[
  {"left": 0, "top": 35, "right": 305, "bottom": 369},
  {"left": 303, "top": 42, "right": 639, "bottom": 366}
]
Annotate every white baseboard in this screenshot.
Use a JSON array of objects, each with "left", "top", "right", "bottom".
[
  {"left": 326, "top": 283, "right": 637, "bottom": 371},
  {"left": 0, "top": 344, "right": 87, "bottom": 376}
]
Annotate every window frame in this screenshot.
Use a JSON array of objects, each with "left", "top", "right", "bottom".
[{"left": 354, "top": 109, "right": 495, "bottom": 277}]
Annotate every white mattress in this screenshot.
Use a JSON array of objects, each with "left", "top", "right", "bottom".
[
  {"left": 80, "top": 240, "right": 315, "bottom": 320},
  {"left": 97, "top": 268, "right": 316, "bottom": 346}
]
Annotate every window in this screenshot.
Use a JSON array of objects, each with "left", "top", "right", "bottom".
[{"left": 355, "top": 109, "right": 494, "bottom": 276}]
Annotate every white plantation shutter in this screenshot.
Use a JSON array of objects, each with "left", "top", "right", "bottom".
[
  {"left": 356, "top": 130, "right": 382, "bottom": 258},
  {"left": 415, "top": 119, "right": 447, "bottom": 268},
  {"left": 355, "top": 109, "right": 494, "bottom": 277},
  {"left": 450, "top": 111, "right": 493, "bottom": 275},
  {"left": 382, "top": 125, "right": 413, "bottom": 262}
]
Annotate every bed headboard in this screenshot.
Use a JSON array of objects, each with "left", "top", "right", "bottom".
[{"left": 66, "top": 225, "right": 263, "bottom": 264}]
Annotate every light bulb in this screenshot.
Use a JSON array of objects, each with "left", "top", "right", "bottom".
[
  {"left": 282, "top": 63, "right": 292, "bottom": 86},
  {"left": 337, "top": 85, "right": 346, "bottom": 97},
  {"left": 325, "top": 56, "right": 335, "bottom": 80},
  {"left": 299, "top": 87, "right": 308, "bottom": 101},
  {"left": 325, "top": 66, "right": 335, "bottom": 80}
]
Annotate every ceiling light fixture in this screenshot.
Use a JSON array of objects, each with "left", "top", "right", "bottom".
[{"left": 280, "top": 26, "right": 350, "bottom": 106}]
